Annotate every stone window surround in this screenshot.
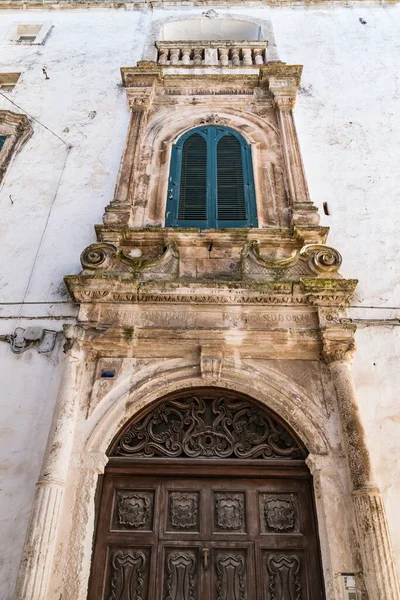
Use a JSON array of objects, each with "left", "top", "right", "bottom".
[
  {"left": 0, "top": 72, "right": 21, "bottom": 91},
  {"left": 102, "top": 62, "right": 318, "bottom": 230},
  {"left": 7, "top": 21, "right": 53, "bottom": 45},
  {"left": 0, "top": 110, "right": 33, "bottom": 188}
]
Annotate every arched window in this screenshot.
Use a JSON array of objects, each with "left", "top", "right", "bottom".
[{"left": 166, "top": 126, "right": 258, "bottom": 229}]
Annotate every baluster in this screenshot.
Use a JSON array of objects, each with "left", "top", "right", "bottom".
[
  {"left": 170, "top": 48, "right": 180, "bottom": 66},
  {"left": 219, "top": 47, "right": 229, "bottom": 66},
  {"left": 158, "top": 48, "right": 168, "bottom": 65},
  {"left": 181, "top": 47, "right": 191, "bottom": 65},
  {"left": 230, "top": 48, "right": 240, "bottom": 66},
  {"left": 253, "top": 48, "right": 264, "bottom": 66},
  {"left": 193, "top": 48, "right": 203, "bottom": 66},
  {"left": 242, "top": 47, "right": 252, "bottom": 66}
]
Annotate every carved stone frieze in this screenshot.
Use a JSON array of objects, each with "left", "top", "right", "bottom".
[{"left": 111, "top": 392, "right": 306, "bottom": 459}]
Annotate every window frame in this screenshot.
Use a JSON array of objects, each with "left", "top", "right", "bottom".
[{"left": 166, "top": 125, "right": 258, "bottom": 230}]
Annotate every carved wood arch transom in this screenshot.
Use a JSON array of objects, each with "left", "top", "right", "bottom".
[{"left": 109, "top": 389, "right": 307, "bottom": 459}]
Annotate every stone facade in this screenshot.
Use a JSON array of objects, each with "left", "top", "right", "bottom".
[{"left": 1, "top": 4, "right": 400, "bottom": 600}]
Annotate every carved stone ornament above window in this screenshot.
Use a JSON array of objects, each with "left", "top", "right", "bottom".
[
  {"left": 0, "top": 111, "right": 33, "bottom": 186},
  {"left": 110, "top": 391, "right": 306, "bottom": 459}
]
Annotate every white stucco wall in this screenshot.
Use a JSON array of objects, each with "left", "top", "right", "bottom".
[{"left": 0, "top": 4, "right": 400, "bottom": 599}]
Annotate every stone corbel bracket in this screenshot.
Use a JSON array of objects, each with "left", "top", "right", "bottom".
[
  {"left": 200, "top": 345, "right": 223, "bottom": 381},
  {"left": 241, "top": 240, "right": 342, "bottom": 280},
  {"left": 79, "top": 240, "right": 179, "bottom": 281}
]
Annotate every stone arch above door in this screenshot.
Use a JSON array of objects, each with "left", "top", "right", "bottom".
[
  {"left": 108, "top": 388, "right": 307, "bottom": 460},
  {"left": 89, "top": 388, "right": 325, "bottom": 600}
]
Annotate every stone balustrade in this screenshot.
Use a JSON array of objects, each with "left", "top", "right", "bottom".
[{"left": 156, "top": 41, "right": 268, "bottom": 67}]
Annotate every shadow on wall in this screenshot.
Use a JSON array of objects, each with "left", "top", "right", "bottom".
[{"left": 162, "top": 18, "right": 263, "bottom": 41}]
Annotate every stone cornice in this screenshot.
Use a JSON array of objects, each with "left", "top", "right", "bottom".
[
  {"left": 94, "top": 226, "right": 330, "bottom": 246},
  {"left": 0, "top": 0, "right": 396, "bottom": 8},
  {"left": 121, "top": 62, "right": 303, "bottom": 89},
  {"left": 65, "top": 276, "right": 357, "bottom": 307}
]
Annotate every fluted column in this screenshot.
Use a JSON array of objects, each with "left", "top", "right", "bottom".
[
  {"left": 322, "top": 326, "right": 400, "bottom": 600},
  {"left": 15, "top": 327, "right": 86, "bottom": 600}
]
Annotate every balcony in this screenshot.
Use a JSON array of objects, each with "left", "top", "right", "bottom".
[{"left": 155, "top": 41, "right": 268, "bottom": 68}]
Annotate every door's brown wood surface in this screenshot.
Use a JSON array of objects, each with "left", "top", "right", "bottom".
[{"left": 89, "top": 466, "right": 325, "bottom": 600}]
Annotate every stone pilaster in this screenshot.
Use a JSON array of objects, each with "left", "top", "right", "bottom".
[
  {"left": 269, "top": 76, "right": 319, "bottom": 226},
  {"left": 15, "top": 327, "right": 86, "bottom": 600},
  {"left": 104, "top": 69, "right": 159, "bottom": 226},
  {"left": 322, "top": 326, "right": 400, "bottom": 600}
]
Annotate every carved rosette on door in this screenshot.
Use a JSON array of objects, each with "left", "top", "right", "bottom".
[{"left": 89, "top": 391, "right": 324, "bottom": 600}]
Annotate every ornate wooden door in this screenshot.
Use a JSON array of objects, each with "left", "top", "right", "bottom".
[{"left": 88, "top": 390, "right": 325, "bottom": 600}]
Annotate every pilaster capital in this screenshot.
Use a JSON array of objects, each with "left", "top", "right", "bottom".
[
  {"left": 121, "top": 63, "right": 161, "bottom": 111},
  {"left": 272, "top": 95, "right": 297, "bottom": 111},
  {"left": 267, "top": 76, "right": 299, "bottom": 111},
  {"left": 321, "top": 326, "right": 357, "bottom": 365},
  {"left": 126, "top": 87, "right": 155, "bottom": 111}
]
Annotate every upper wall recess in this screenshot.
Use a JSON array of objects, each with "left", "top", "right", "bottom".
[{"left": 162, "top": 18, "right": 262, "bottom": 41}]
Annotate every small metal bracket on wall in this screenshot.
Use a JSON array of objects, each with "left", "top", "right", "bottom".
[{"left": 0, "top": 327, "right": 58, "bottom": 354}]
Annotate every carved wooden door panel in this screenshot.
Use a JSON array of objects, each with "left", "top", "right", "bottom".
[{"left": 89, "top": 471, "right": 325, "bottom": 600}]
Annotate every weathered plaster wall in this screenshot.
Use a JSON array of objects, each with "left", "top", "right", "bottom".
[{"left": 0, "top": 5, "right": 400, "bottom": 599}]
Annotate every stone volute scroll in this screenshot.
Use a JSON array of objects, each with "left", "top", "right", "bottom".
[{"left": 322, "top": 326, "right": 400, "bottom": 600}]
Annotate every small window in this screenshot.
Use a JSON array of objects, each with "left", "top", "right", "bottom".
[
  {"left": 0, "top": 73, "right": 21, "bottom": 92},
  {"left": 166, "top": 126, "right": 257, "bottom": 229},
  {"left": 16, "top": 24, "right": 43, "bottom": 43},
  {"left": 9, "top": 22, "right": 52, "bottom": 46}
]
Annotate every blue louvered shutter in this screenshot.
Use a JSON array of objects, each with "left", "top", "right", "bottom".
[
  {"left": 166, "top": 126, "right": 257, "bottom": 230},
  {"left": 0, "top": 135, "right": 7, "bottom": 152},
  {"left": 216, "top": 133, "right": 247, "bottom": 224},
  {"left": 178, "top": 133, "right": 207, "bottom": 222}
]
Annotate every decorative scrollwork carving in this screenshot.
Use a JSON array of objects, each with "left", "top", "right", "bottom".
[
  {"left": 81, "top": 243, "right": 117, "bottom": 270},
  {"left": 165, "top": 552, "right": 196, "bottom": 600},
  {"left": 117, "top": 492, "right": 153, "bottom": 529},
  {"left": 111, "top": 393, "right": 305, "bottom": 459},
  {"left": 199, "top": 114, "right": 230, "bottom": 125},
  {"left": 215, "top": 494, "right": 245, "bottom": 531},
  {"left": 79, "top": 240, "right": 179, "bottom": 281},
  {"left": 266, "top": 555, "right": 301, "bottom": 600},
  {"left": 169, "top": 493, "right": 199, "bottom": 530},
  {"left": 109, "top": 550, "right": 146, "bottom": 600},
  {"left": 262, "top": 496, "right": 296, "bottom": 532},
  {"left": 216, "top": 555, "right": 246, "bottom": 600},
  {"left": 300, "top": 244, "right": 342, "bottom": 274}
]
